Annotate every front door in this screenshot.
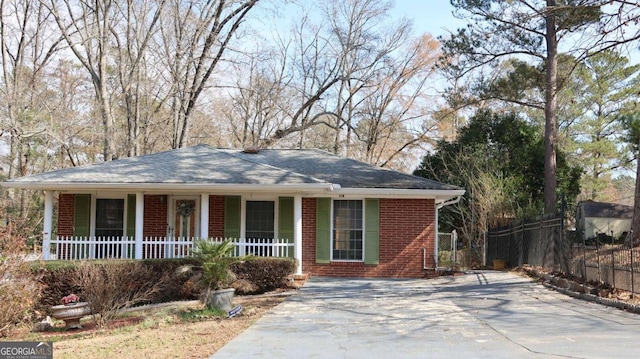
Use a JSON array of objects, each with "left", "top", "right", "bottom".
[
  {"left": 170, "top": 198, "right": 198, "bottom": 257},
  {"left": 173, "top": 198, "right": 197, "bottom": 239}
]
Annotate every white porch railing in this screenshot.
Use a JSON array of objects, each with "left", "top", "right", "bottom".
[{"left": 48, "top": 236, "right": 294, "bottom": 260}]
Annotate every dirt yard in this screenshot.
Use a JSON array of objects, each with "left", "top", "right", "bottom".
[{"left": 23, "top": 294, "right": 289, "bottom": 359}]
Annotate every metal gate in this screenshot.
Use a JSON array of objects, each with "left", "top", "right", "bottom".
[{"left": 438, "top": 230, "right": 459, "bottom": 268}]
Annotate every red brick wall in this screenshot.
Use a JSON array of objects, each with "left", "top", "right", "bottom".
[
  {"left": 302, "top": 198, "right": 436, "bottom": 278},
  {"left": 56, "top": 193, "right": 436, "bottom": 278},
  {"left": 143, "top": 195, "right": 167, "bottom": 237},
  {"left": 57, "top": 193, "right": 74, "bottom": 236},
  {"left": 301, "top": 198, "right": 317, "bottom": 273},
  {"left": 209, "top": 195, "right": 225, "bottom": 238},
  {"left": 57, "top": 194, "right": 224, "bottom": 238}
]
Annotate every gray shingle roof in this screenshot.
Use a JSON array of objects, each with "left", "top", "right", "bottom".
[
  {"left": 4, "top": 145, "right": 461, "bottom": 191},
  {"left": 222, "top": 148, "right": 459, "bottom": 190},
  {"left": 8, "top": 145, "right": 322, "bottom": 185},
  {"left": 579, "top": 201, "right": 633, "bottom": 219}
]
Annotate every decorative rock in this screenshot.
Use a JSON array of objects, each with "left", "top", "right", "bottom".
[{"left": 33, "top": 316, "right": 53, "bottom": 332}]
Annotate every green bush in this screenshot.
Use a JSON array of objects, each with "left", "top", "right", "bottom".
[
  {"left": 230, "top": 257, "right": 297, "bottom": 295},
  {"left": 189, "top": 239, "right": 236, "bottom": 290}
]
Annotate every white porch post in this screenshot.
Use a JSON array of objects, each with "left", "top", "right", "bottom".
[
  {"left": 200, "top": 193, "right": 209, "bottom": 239},
  {"left": 135, "top": 192, "right": 144, "bottom": 259},
  {"left": 434, "top": 203, "right": 439, "bottom": 268},
  {"left": 294, "top": 195, "right": 303, "bottom": 275},
  {"left": 42, "top": 191, "right": 53, "bottom": 260}
]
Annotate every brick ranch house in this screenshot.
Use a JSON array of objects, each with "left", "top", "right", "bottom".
[{"left": 2, "top": 145, "right": 464, "bottom": 278}]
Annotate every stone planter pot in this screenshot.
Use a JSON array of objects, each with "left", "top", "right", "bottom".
[
  {"left": 203, "top": 288, "right": 235, "bottom": 312},
  {"left": 51, "top": 302, "right": 91, "bottom": 330}
]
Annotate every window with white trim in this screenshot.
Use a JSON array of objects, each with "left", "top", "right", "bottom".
[{"left": 332, "top": 200, "right": 363, "bottom": 260}]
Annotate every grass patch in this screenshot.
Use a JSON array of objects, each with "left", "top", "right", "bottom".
[{"left": 178, "top": 306, "right": 227, "bottom": 321}]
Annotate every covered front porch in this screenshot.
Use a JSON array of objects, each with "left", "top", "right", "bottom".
[{"left": 41, "top": 191, "right": 305, "bottom": 274}]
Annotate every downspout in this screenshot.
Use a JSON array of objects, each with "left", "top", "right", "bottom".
[{"left": 425, "top": 195, "right": 462, "bottom": 270}]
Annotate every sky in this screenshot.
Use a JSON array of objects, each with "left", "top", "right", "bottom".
[
  {"left": 261, "top": 1, "right": 466, "bottom": 40},
  {"left": 391, "top": 1, "right": 640, "bottom": 62},
  {"left": 390, "top": 1, "right": 464, "bottom": 38}
]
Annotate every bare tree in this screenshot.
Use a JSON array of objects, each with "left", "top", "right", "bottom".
[
  {"left": 224, "top": 48, "right": 292, "bottom": 148},
  {"left": 154, "top": 0, "right": 260, "bottom": 149},
  {"left": 227, "top": 0, "right": 442, "bottom": 172},
  {"left": 1, "top": 0, "right": 62, "bottom": 177},
  {"left": 355, "top": 34, "right": 442, "bottom": 170},
  {"left": 111, "top": 0, "right": 166, "bottom": 157},
  {"left": 48, "top": 0, "right": 170, "bottom": 160},
  {"left": 45, "top": 59, "right": 97, "bottom": 169},
  {"left": 223, "top": 12, "right": 342, "bottom": 149},
  {"left": 0, "top": 0, "right": 63, "bottom": 226},
  {"left": 419, "top": 146, "right": 519, "bottom": 267},
  {"left": 47, "top": 0, "right": 121, "bottom": 161},
  {"left": 322, "top": 0, "right": 412, "bottom": 157}
]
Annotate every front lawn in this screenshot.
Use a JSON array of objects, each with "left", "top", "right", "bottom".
[{"left": 18, "top": 294, "right": 289, "bottom": 358}]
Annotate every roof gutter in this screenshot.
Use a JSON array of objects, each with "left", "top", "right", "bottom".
[
  {"left": 436, "top": 194, "right": 463, "bottom": 209},
  {"left": 332, "top": 188, "right": 465, "bottom": 201}
]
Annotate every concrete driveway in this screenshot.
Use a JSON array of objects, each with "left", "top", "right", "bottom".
[{"left": 212, "top": 271, "right": 640, "bottom": 358}]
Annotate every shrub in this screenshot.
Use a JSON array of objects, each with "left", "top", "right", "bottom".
[
  {"left": 187, "top": 239, "right": 236, "bottom": 290},
  {"left": 0, "top": 224, "right": 42, "bottom": 336},
  {"left": 35, "top": 258, "right": 202, "bottom": 310},
  {"left": 140, "top": 258, "right": 202, "bottom": 302},
  {"left": 73, "top": 260, "right": 174, "bottom": 328},
  {"left": 33, "top": 262, "right": 80, "bottom": 313},
  {"left": 230, "top": 257, "right": 297, "bottom": 295}
]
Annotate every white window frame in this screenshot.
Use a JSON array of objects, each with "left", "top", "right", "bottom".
[{"left": 330, "top": 198, "right": 365, "bottom": 262}]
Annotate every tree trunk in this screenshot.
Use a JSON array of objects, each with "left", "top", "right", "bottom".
[
  {"left": 631, "top": 144, "right": 640, "bottom": 246},
  {"left": 543, "top": 0, "right": 558, "bottom": 214}
]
